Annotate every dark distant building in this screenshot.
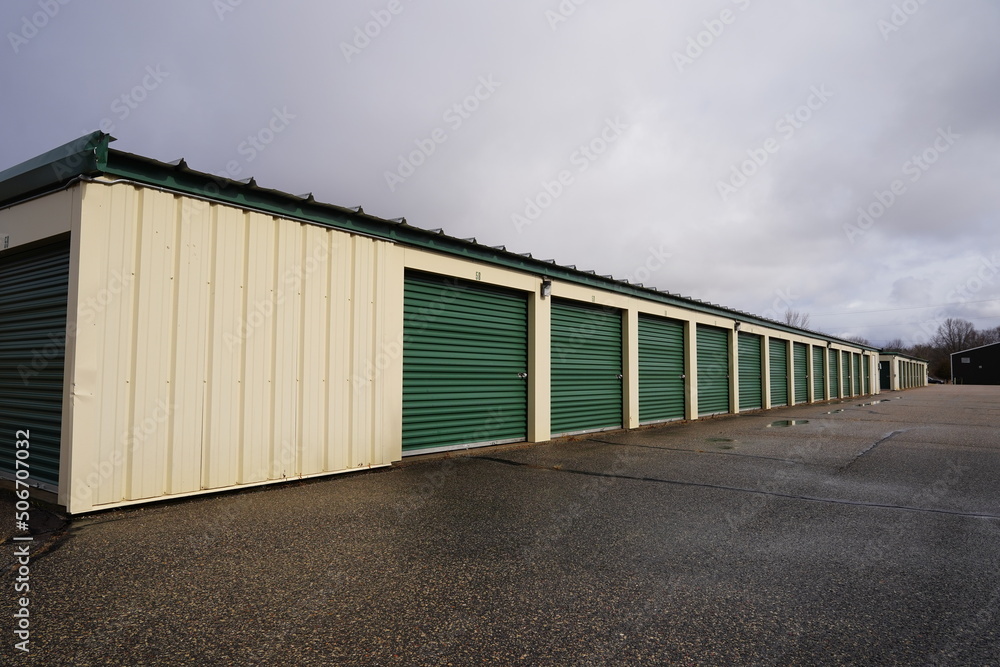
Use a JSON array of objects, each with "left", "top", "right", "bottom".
[{"left": 951, "top": 342, "right": 1000, "bottom": 385}]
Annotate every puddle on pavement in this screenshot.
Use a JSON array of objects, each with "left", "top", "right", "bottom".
[
  {"left": 825, "top": 409, "right": 845, "bottom": 414},
  {"left": 858, "top": 400, "right": 884, "bottom": 406},
  {"left": 767, "top": 419, "right": 810, "bottom": 428}
]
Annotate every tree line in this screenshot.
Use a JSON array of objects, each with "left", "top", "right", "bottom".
[
  {"left": 881, "top": 319, "right": 999, "bottom": 380},
  {"left": 782, "top": 311, "right": 998, "bottom": 381}
]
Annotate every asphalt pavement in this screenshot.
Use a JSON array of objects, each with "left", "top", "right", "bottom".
[{"left": 2, "top": 385, "right": 999, "bottom": 665}]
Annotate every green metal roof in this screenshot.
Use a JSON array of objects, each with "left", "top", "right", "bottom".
[
  {"left": 0, "top": 132, "right": 880, "bottom": 352},
  {"left": 0, "top": 131, "right": 109, "bottom": 204}
]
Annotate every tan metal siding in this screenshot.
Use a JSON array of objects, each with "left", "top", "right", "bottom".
[{"left": 66, "top": 183, "right": 403, "bottom": 512}]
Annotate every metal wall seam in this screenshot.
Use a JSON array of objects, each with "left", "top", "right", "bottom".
[{"left": 69, "top": 183, "right": 399, "bottom": 512}]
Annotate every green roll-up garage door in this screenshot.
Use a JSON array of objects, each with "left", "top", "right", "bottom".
[
  {"left": 638, "top": 315, "right": 685, "bottom": 423},
  {"left": 842, "top": 351, "right": 852, "bottom": 396},
  {"left": 879, "top": 361, "right": 890, "bottom": 390},
  {"left": 864, "top": 356, "right": 871, "bottom": 394},
  {"left": 853, "top": 354, "right": 862, "bottom": 395},
  {"left": 697, "top": 325, "right": 730, "bottom": 416},
  {"left": 738, "top": 332, "right": 763, "bottom": 411},
  {"left": 0, "top": 239, "right": 70, "bottom": 490},
  {"left": 402, "top": 272, "right": 528, "bottom": 452},
  {"left": 793, "top": 343, "right": 808, "bottom": 404},
  {"left": 769, "top": 339, "right": 788, "bottom": 407},
  {"left": 551, "top": 299, "right": 622, "bottom": 435},
  {"left": 812, "top": 347, "right": 826, "bottom": 401},
  {"left": 829, "top": 349, "right": 840, "bottom": 398}
]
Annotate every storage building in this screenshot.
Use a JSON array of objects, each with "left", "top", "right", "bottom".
[
  {"left": 0, "top": 133, "right": 882, "bottom": 513},
  {"left": 951, "top": 342, "right": 1000, "bottom": 385},
  {"left": 878, "top": 353, "right": 929, "bottom": 391}
]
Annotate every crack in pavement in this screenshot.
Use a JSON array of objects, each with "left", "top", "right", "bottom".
[
  {"left": 842, "top": 430, "right": 908, "bottom": 470},
  {"left": 468, "top": 454, "right": 1000, "bottom": 521}
]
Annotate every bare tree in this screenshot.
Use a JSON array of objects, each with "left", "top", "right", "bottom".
[
  {"left": 844, "top": 335, "right": 871, "bottom": 346},
  {"left": 932, "top": 318, "right": 980, "bottom": 354},
  {"left": 783, "top": 309, "right": 811, "bottom": 329},
  {"left": 980, "top": 326, "right": 1000, "bottom": 345},
  {"left": 882, "top": 337, "right": 906, "bottom": 352}
]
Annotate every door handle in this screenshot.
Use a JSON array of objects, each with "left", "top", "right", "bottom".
[
  {"left": 616, "top": 374, "right": 623, "bottom": 380},
  {"left": 517, "top": 372, "right": 528, "bottom": 379}
]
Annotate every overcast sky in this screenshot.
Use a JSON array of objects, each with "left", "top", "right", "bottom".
[{"left": 2, "top": 1, "right": 998, "bottom": 346}]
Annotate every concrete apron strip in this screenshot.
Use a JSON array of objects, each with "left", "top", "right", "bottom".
[{"left": 470, "top": 454, "right": 1000, "bottom": 521}]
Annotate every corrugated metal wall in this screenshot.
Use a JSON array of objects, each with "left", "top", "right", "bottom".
[{"left": 65, "top": 183, "right": 403, "bottom": 512}]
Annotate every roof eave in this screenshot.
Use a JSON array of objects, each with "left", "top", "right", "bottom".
[
  {"left": 0, "top": 131, "right": 110, "bottom": 207},
  {"left": 2, "top": 132, "right": 880, "bottom": 352}
]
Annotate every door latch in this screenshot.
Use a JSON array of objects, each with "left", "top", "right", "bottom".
[
  {"left": 616, "top": 374, "right": 623, "bottom": 380},
  {"left": 517, "top": 372, "right": 528, "bottom": 379}
]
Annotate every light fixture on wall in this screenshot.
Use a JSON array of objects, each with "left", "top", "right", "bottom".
[
  {"left": 734, "top": 322, "right": 741, "bottom": 331},
  {"left": 540, "top": 278, "right": 552, "bottom": 299}
]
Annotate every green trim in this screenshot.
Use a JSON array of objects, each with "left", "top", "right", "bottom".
[
  {"left": 0, "top": 132, "right": 109, "bottom": 206},
  {"left": 0, "top": 132, "right": 882, "bottom": 353}
]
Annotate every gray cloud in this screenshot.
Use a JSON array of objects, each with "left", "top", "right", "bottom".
[{"left": 2, "top": 0, "right": 998, "bottom": 346}]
